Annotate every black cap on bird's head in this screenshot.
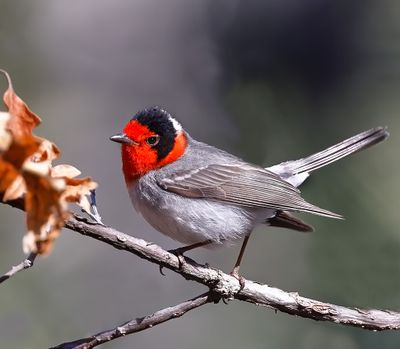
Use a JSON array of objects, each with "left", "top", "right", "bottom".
[{"left": 134, "top": 106, "right": 182, "bottom": 138}]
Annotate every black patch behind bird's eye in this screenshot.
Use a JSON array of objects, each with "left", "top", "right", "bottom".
[{"left": 133, "top": 106, "right": 177, "bottom": 161}]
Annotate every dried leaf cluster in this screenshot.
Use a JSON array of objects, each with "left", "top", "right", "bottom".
[{"left": 0, "top": 70, "right": 97, "bottom": 254}]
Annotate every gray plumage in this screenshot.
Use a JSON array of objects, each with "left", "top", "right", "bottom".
[{"left": 128, "top": 127, "right": 388, "bottom": 246}]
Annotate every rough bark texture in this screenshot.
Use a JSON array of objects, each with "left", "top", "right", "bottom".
[{"left": 51, "top": 293, "right": 212, "bottom": 349}]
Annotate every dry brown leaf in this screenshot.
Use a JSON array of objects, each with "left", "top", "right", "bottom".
[
  {"left": 51, "top": 164, "right": 81, "bottom": 178},
  {"left": 31, "top": 138, "right": 60, "bottom": 164},
  {"left": 2, "top": 70, "right": 41, "bottom": 138},
  {"left": 3, "top": 174, "right": 25, "bottom": 201},
  {"left": 0, "top": 70, "right": 98, "bottom": 255},
  {"left": 51, "top": 166, "right": 97, "bottom": 213},
  {"left": 0, "top": 161, "right": 20, "bottom": 194},
  {"left": 0, "top": 112, "right": 11, "bottom": 152},
  {"left": 63, "top": 177, "right": 97, "bottom": 212},
  {"left": 0, "top": 110, "right": 21, "bottom": 199},
  {"left": 22, "top": 172, "right": 67, "bottom": 254}
]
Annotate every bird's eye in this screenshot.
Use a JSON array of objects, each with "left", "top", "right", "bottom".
[{"left": 146, "top": 135, "right": 160, "bottom": 146}]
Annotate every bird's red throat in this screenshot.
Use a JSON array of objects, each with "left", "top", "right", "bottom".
[{"left": 121, "top": 131, "right": 187, "bottom": 184}]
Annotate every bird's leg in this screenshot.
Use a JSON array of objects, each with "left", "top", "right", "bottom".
[
  {"left": 169, "top": 240, "right": 213, "bottom": 256},
  {"left": 169, "top": 240, "right": 213, "bottom": 269},
  {"left": 159, "top": 240, "right": 213, "bottom": 274},
  {"left": 230, "top": 235, "right": 250, "bottom": 291}
]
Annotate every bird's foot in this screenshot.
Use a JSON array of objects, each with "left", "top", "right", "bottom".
[
  {"left": 207, "top": 290, "right": 225, "bottom": 304},
  {"left": 230, "top": 267, "right": 245, "bottom": 292},
  {"left": 160, "top": 241, "right": 211, "bottom": 275},
  {"left": 168, "top": 247, "right": 187, "bottom": 270},
  {"left": 159, "top": 248, "right": 185, "bottom": 275},
  {"left": 159, "top": 265, "right": 166, "bottom": 276}
]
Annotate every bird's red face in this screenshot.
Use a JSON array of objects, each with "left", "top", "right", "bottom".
[{"left": 110, "top": 107, "right": 188, "bottom": 184}]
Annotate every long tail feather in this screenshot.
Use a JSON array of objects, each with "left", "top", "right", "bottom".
[{"left": 268, "top": 127, "right": 389, "bottom": 187}]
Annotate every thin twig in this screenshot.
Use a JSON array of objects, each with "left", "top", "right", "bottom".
[
  {"left": 50, "top": 292, "right": 213, "bottom": 349},
  {"left": 0, "top": 252, "right": 37, "bottom": 284}
]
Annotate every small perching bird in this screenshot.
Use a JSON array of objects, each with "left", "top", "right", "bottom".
[{"left": 111, "top": 106, "right": 388, "bottom": 281}]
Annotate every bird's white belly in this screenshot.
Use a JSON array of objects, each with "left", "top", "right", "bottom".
[{"left": 128, "top": 181, "right": 273, "bottom": 246}]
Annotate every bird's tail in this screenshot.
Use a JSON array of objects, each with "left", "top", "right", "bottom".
[{"left": 268, "top": 127, "right": 389, "bottom": 187}]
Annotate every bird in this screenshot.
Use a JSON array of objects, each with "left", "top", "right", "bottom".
[{"left": 110, "top": 106, "right": 388, "bottom": 282}]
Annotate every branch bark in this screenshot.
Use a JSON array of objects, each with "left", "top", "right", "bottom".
[
  {"left": 1, "top": 197, "right": 400, "bottom": 349},
  {"left": 0, "top": 252, "right": 37, "bottom": 284},
  {"left": 62, "top": 214, "right": 400, "bottom": 331},
  {"left": 51, "top": 292, "right": 212, "bottom": 349}
]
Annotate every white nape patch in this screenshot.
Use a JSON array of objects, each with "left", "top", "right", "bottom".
[{"left": 168, "top": 115, "right": 182, "bottom": 132}]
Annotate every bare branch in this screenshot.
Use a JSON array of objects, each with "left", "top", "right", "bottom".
[
  {"left": 63, "top": 214, "right": 400, "bottom": 331},
  {"left": 0, "top": 252, "right": 37, "bottom": 284},
  {"left": 2, "top": 196, "right": 400, "bottom": 346},
  {"left": 51, "top": 292, "right": 213, "bottom": 349}
]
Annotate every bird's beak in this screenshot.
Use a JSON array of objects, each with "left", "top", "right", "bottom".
[{"left": 109, "top": 133, "right": 137, "bottom": 145}]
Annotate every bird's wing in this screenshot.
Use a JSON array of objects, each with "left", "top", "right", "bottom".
[{"left": 158, "top": 163, "right": 341, "bottom": 218}]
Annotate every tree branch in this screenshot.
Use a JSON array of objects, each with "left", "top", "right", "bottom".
[
  {"left": 2, "top": 197, "right": 400, "bottom": 349},
  {"left": 62, "top": 214, "right": 400, "bottom": 331},
  {"left": 51, "top": 292, "right": 213, "bottom": 349},
  {"left": 0, "top": 252, "right": 37, "bottom": 284}
]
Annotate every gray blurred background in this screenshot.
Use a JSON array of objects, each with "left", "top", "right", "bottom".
[{"left": 1, "top": 1, "right": 400, "bottom": 348}]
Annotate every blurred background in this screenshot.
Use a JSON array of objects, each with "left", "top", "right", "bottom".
[{"left": 1, "top": 1, "right": 400, "bottom": 348}]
